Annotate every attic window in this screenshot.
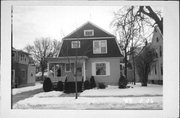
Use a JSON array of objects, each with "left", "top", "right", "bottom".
[{"left": 84, "top": 30, "right": 94, "bottom": 36}]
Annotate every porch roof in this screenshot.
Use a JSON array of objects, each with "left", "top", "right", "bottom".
[{"left": 47, "top": 56, "right": 88, "bottom": 62}]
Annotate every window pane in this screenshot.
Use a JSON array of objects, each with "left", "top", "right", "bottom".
[
  {"left": 66, "top": 63, "right": 70, "bottom": 72},
  {"left": 93, "top": 41, "right": 100, "bottom": 53},
  {"left": 84, "top": 30, "right": 94, "bottom": 36},
  {"left": 101, "top": 40, "right": 106, "bottom": 47},
  {"left": 96, "top": 63, "right": 106, "bottom": 75},
  {"left": 72, "top": 41, "right": 80, "bottom": 48},
  {"left": 101, "top": 47, "right": 106, "bottom": 53}
]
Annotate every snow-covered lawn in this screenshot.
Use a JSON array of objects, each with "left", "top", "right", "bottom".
[
  {"left": 13, "top": 83, "right": 163, "bottom": 109},
  {"left": 12, "top": 82, "right": 42, "bottom": 95},
  {"left": 80, "top": 83, "right": 163, "bottom": 97},
  {"left": 13, "top": 95, "right": 162, "bottom": 110}
]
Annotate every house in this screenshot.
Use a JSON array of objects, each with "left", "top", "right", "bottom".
[
  {"left": 47, "top": 22, "right": 124, "bottom": 85},
  {"left": 148, "top": 26, "right": 163, "bottom": 84},
  {"left": 12, "top": 48, "right": 36, "bottom": 88}
]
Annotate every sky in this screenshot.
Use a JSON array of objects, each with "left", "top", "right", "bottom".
[{"left": 13, "top": 6, "right": 122, "bottom": 49}]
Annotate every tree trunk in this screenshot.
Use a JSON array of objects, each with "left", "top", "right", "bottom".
[
  {"left": 124, "top": 49, "right": 127, "bottom": 80},
  {"left": 41, "top": 69, "right": 45, "bottom": 81}
]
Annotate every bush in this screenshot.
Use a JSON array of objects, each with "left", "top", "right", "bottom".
[
  {"left": 55, "top": 81, "right": 64, "bottom": 91},
  {"left": 43, "top": 77, "right": 52, "bottom": 92},
  {"left": 118, "top": 75, "right": 128, "bottom": 88},
  {"left": 98, "top": 82, "right": 106, "bottom": 89},
  {"left": 90, "top": 76, "right": 96, "bottom": 89},
  {"left": 64, "top": 82, "right": 83, "bottom": 93},
  {"left": 84, "top": 80, "right": 90, "bottom": 90}
]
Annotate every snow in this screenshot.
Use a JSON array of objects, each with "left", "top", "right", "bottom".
[
  {"left": 33, "top": 91, "right": 63, "bottom": 98},
  {"left": 13, "top": 96, "right": 162, "bottom": 109},
  {"left": 80, "top": 83, "right": 162, "bottom": 97},
  {"left": 12, "top": 82, "right": 42, "bottom": 95},
  {"left": 13, "top": 83, "right": 163, "bottom": 109}
]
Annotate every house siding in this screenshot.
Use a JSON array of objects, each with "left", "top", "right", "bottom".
[
  {"left": 27, "top": 65, "right": 36, "bottom": 85},
  {"left": 148, "top": 26, "right": 163, "bottom": 84},
  {"left": 86, "top": 57, "right": 122, "bottom": 85}
]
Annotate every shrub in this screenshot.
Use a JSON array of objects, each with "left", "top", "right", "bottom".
[
  {"left": 90, "top": 76, "right": 96, "bottom": 89},
  {"left": 84, "top": 80, "right": 90, "bottom": 90},
  {"left": 55, "top": 81, "right": 64, "bottom": 91},
  {"left": 118, "top": 75, "right": 128, "bottom": 88},
  {"left": 98, "top": 82, "right": 106, "bottom": 89},
  {"left": 43, "top": 77, "right": 52, "bottom": 92},
  {"left": 64, "top": 82, "right": 83, "bottom": 93}
]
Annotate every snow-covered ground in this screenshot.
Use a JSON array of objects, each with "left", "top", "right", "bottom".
[
  {"left": 12, "top": 82, "right": 42, "bottom": 95},
  {"left": 13, "top": 95, "right": 162, "bottom": 109},
  {"left": 80, "top": 83, "right": 163, "bottom": 97},
  {"left": 13, "top": 83, "right": 163, "bottom": 109}
]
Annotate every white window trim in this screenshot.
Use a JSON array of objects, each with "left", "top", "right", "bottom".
[
  {"left": 92, "top": 62, "right": 110, "bottom": 76},
  {"left": 65, "top": 63, "right": 71, "bottom": 72},
  {"left": 71, "top": 41, "right": 80, "bottom": 48},
  {"left": 93, "top": 40, "right": 107, "bottom": 54},
  {"left": 84, "top": 29, "right": 94, "bottom": 36}
]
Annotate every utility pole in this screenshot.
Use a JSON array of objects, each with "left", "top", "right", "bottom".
[
  {"left": 75, "top": 41, "right": 78, "bottom": 99},
  {"left": 11, "top": 5, "right": 13, "bottom": 109}
]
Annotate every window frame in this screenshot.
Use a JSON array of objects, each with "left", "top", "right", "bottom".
[
  {"left": 84, "top": 29, "right": 94, "bottom": 36},
  {"left": 71, "top": 41, "right": 80, "bottom": 48},
  {"left": 93, "top": 40, "right": 107, "bottom": 54},
  {"left": 92, "top": 62, "right": 110, "bottom": 76}
]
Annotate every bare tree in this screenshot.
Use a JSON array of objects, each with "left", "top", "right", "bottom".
[
  {"left": 112, "top": 6, "right": 162, "bottom": 84},
  {"left": 24, "top": 38, "right": 61, "bottom": 80},
  {"left": 112, "top": 6, "right": 144, "bottom": 81},
  {"left": 137, "top": 6, "right": 163, "bottom": 34}
]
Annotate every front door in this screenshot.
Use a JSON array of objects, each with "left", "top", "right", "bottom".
[{"left": 76, "top": 67, "right": 82, "bottom": 76}]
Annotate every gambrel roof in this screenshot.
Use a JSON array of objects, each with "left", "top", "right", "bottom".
[{"left": 59, "top": 22, "right": 123, "bottom": 58}]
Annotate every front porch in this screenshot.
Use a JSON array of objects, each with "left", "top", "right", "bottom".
[{"left": 47, "top": 56, "right": 88, "bottom": 83}]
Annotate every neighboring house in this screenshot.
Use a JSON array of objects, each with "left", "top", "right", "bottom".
[
  {"left": 12, "top": 48, "right": 36, "bottom": 88},
  {"left": 148, "top": 26, "right": 163, "bottom": 84},
  {"left": 47, "top": 22, "right": 124, "bottom": 85}
]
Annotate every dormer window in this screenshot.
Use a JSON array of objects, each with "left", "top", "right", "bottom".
[
  {"left": 84, "top": 30, "right": 94, "bottom": 36},
  {"left": 71, "top": 41, "right": 80, "bottom": 48}
]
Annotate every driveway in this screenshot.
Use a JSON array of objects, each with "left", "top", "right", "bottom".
[{"left": 12, "top": 88, "right": 43, "bottom": 105}]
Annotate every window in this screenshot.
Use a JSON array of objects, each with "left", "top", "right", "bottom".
[
  {"left": 71, "top": 41, "right": 80, "bottom": 48},
  {"left": 93, "top": 40, "right": 107, "bottom": 54},
  {"left": 84, "top": 30, "right": 94, "bottom": 36},
  {"left": 57, "top": 67, "right": 61, "bottom": 77},
  {"left": 92, "top": 62, "right": 110, "bottom": 76},
  {"left": 96, "top": 63, "right": 106, "bottom": 75},
  {"left": 156, "top": 37, "right": 159, "bottom": 42},
  {"left": 155, "top": 64, "right": 157, "bottom": 75},
  {"left": 65, "top": 63, "right": 71, "bottom": 72},
  {"left": 160, "top": 46, "right": 162, "bottom": 57}
]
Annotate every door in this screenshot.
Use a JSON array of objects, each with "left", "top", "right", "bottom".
[{"left": 76, "top": 67, "right": 82, "bottom": 76}]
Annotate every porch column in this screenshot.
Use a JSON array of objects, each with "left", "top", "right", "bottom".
[
  {"left": 83, "top": 60, "right": 86, "bottom": 81},
  {"left": 47, "top": 62, "right": 50, "bottom": 77}
]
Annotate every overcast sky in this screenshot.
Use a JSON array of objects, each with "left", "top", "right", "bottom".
[{"left": 13, "top": 6, "right": 123, "bottom": 49}]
